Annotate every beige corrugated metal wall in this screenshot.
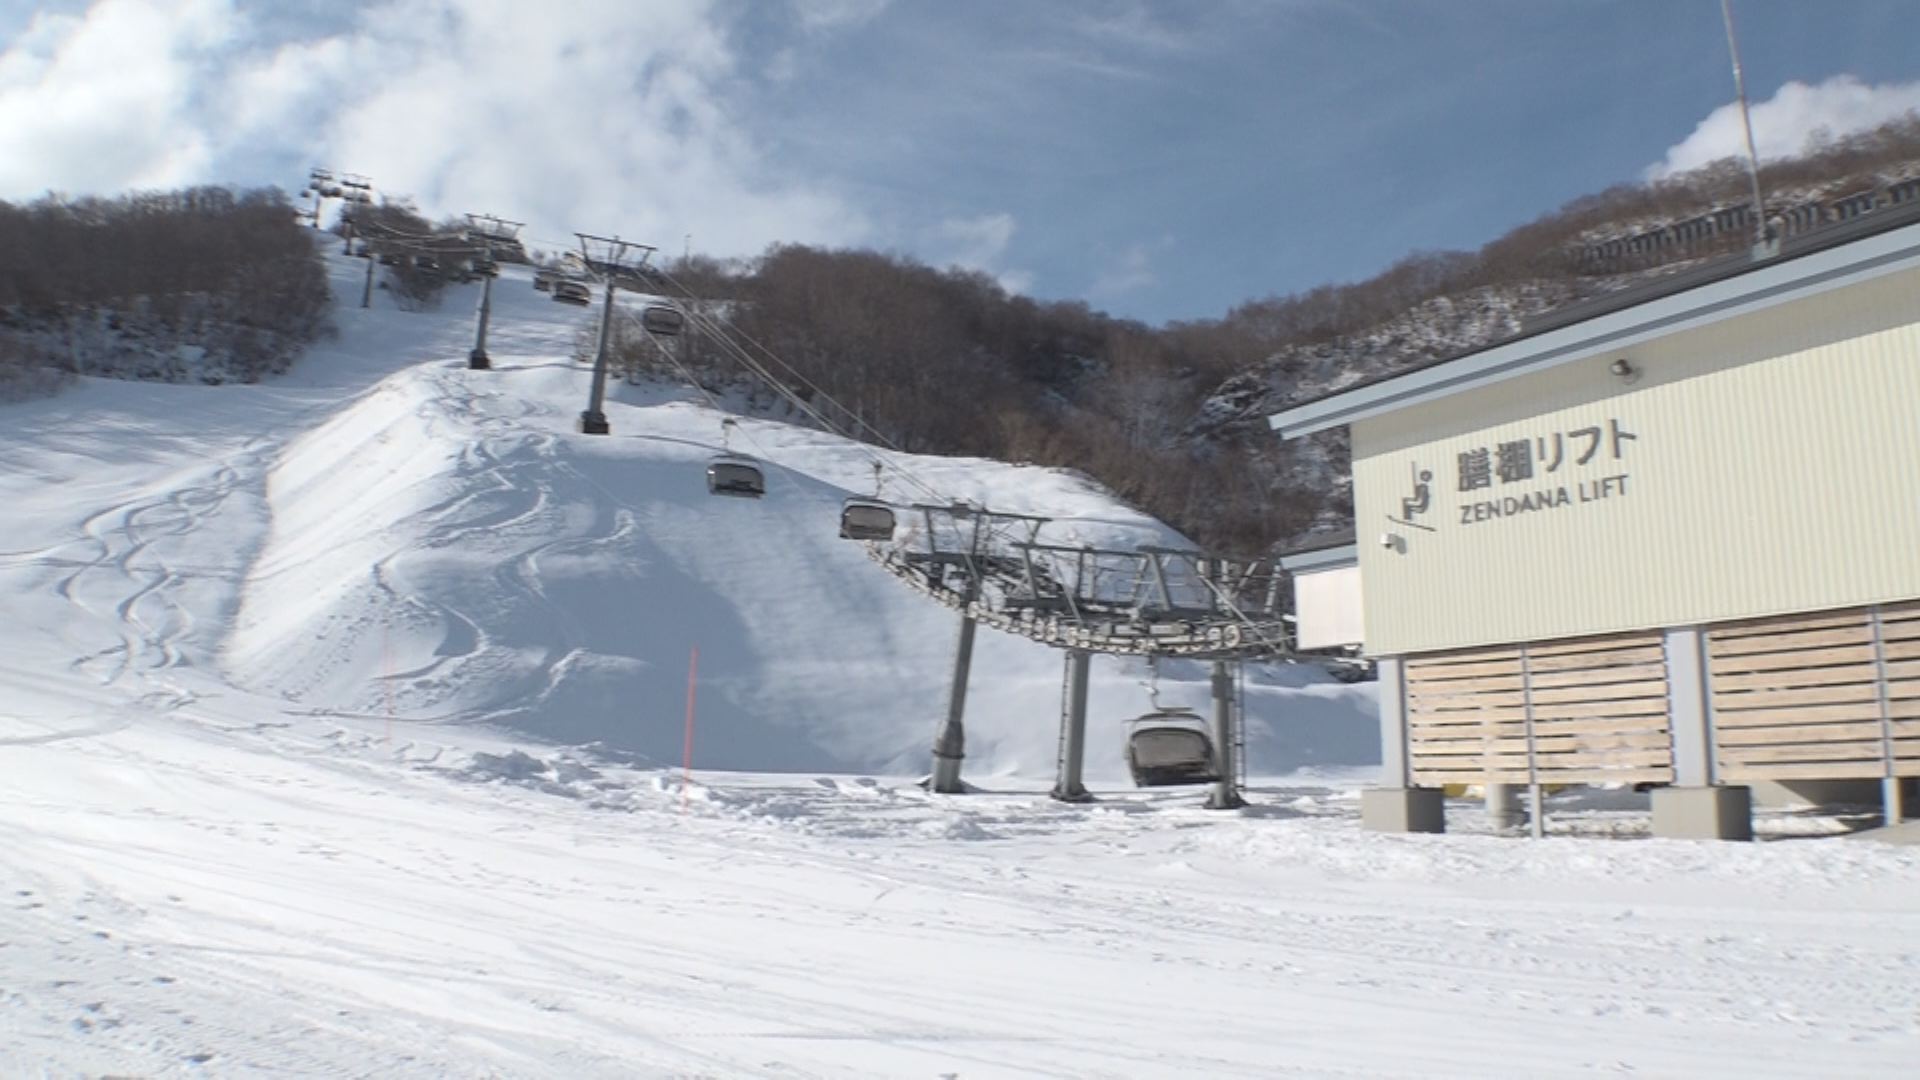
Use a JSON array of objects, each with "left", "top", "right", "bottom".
[{"left": 1351, "top": 264, "right": 1920, "bottom": 657}]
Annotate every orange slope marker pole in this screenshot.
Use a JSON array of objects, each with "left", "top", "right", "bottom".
[{"left": 681, "top": 645, "right": 698, "bottom": 813}]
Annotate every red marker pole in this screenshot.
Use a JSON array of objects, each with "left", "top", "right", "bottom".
[{"left": 681, "top": 646, "right": 698, "bottom": 812}]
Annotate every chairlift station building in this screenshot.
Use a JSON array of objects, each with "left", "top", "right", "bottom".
[{"left": 1270, "top": 208, "right": 1920, "bottom": 838}]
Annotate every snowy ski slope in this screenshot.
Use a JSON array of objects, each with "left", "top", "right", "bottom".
[{"left": 0, "top": 243, "right": 1916, "bottom": 1077}]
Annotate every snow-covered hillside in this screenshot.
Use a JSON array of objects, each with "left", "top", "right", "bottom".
[{"left": 2, "top": 242, "right": 1917, "bottom": 1076}]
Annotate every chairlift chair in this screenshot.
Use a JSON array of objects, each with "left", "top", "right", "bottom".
[
  {"left": 552, "top": 279, "right": 592, "bottom": 306},
  {"left": 533, "top": 269, "right": 556, "bottom": 292},
  {"left": 839, "top": 499, "right": 896, "bottom": 541},
  {"left": 1123, "top": 708, "right": 1220, "bottom": 787},
  {"left": 641, "top": 304, "right": 685, "bottom": 336},
  {"left": 707, "top": 457, "right": 765, "bottom": 499}
]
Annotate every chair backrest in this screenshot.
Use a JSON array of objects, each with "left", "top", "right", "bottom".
[
  {"left": 840, "top": 501, "right": 895, "bottom": 539},
  {"left": 1129, "top": 727, "right": 1212, "bottom": 770},
  {"left": 709, "top": 461, "right": 764, "bottom": 495}
]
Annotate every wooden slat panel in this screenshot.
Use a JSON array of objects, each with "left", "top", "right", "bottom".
[
  {"left": 1406, "top": 658, "right": 1523, "bottom": 682},
  {"left": 1530, "top": 679, "right": 1667, "bottom": 706},
  {"left": 1876, "top": 618, "right": 1920, "bottom": 643},
  {"left": 1708, "top": 644, "right": 1878, "bottom": 673},
  {"left": 1881, "top": 599, "right": 1920, "bottom": 617},
  {"left": 1710, "top": 609, "right": 1871, "bottom": 639},
  {"left": 1882, "top": 639, "right": 1920, "bottom": 662},
  {"left": 1712, "top": 683, "right": 1881, "bottom": 710},
  {"left": 1893, "top": 719, "right": 1920, "bottom": 738},
  {"left": 1533, "top": 747, "right": 1674, "bottom": 768},
  {"left": 1530, "top": 716, "right": 1673, "bottom": 737},
  {"left": 1409, "top": 722, "right": 1525, "bottom": 738},
  {"left": 1711, "top": 666, "right": 1880, "bottom": 693},
  {"left": 1408, "top": 712, "right": 1529, "bottom": 729},
  {"left": 1882, "top": 681, "right": 1920, "bottom": 702},
  {"left": 1527, "top": 661, "right": 1667, "bottom": 691},
  {"left": 1530, "top": 699, "right": 1672, "bottom": 722},
  {"left": 1505, "top": 760, "right": 1674, "bottom": 776},
  {"left": 1525, "top": 633, "right": 1663, "bottom": 659},
  {"left": 1524, "top": 644, "right": 1664, "bottom": 673},
  {"left": 1711, "top": 700, "right": 1885, "bottom": 727},
  {"left": 1532, "top": 735, "right": 1672, "bottom": 757},
  {"left": 1411, "top": 701, "right": 1671, "bottom": 725},
  {"left": 1410, "top": 769, "right": 1532, "bottom": 784},
  {"left": 1718, "top": 742, "right": 1886, "bottom": 765},
  {"left": 1408, "top": 674, "right": 1527, "bottom": 696},
  {"left": 1409, "top": 737, "right": 1526, "bottom": 751},
  {"left": 1714, "top": 720, "right": 1889, "bottom": 747},
  {"left": 1884, "top": 658, "right": 1920, "bottom": 682},
  {"left": 1406, "top": 750, "right": 1528, "bottom": 763},
  {"left": 1709, "top": 626, "right": 1873, "bottom": 657},
  {"left": 1895, "top": 699, "right": 1920, "bottom": 718},
  {"left": 1718, "top": 761, "right": 1888, "bottom": 781}
]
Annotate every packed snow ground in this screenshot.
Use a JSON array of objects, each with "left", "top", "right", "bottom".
[{"left": 2, "top": 245, "right": 1917, "bottom": 1077}]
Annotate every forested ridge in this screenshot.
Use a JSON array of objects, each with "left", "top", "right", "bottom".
[
  {"left": 6, "top": 116, "right": 1917, "bottom": 558},
  {"left": 628, "top": 117, "right": 1920, "bottom": 556}
]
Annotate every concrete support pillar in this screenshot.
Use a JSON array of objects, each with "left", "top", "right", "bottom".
[
  {"left": 1485, "top": 783, "right": 1524, "bottom": 832},
  {"left": 1886, "top": 777, "right": 1907, "bottom": 827},
  {"left": 1362, "top": 657, "right": 1444, "bottom": 833},
  {"left": 1050, "top": 650, "right": 1092, "bottom": 803},
  {"left": 1204, "top": 660, "right": 1245, "bottom": 810},
  {"left": 1362, "top": 788, "right": 1445, "bottom": 833},
  {"left": 928, "top": 612, "right": 976, "bottom": 794},
  {"left": 1652, "top": 785, "right": 1753, "bottom": 841},
  {"left": 1656, "top": 627, "right": 1753, "bottom": 840}
]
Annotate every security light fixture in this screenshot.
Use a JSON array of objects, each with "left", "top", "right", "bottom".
[{"left": 1609, "top": 357, "right": 1641, "bottom": 384}]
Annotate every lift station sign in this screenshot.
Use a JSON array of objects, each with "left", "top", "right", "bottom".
[{"left": 1388, "top": 417, "right": 1636, "bottom": 533}]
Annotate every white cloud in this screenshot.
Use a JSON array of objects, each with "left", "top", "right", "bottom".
[
  {"left": 1646, "top": 75, "right": 1920, "bottom": 180},
  {"left": 0, "top": 0, "right": 241, "bottom": 197},
  {"left": 0, "top": 0, "right": 871, "bottom": 263},
  {"left": 930, "top": 211, "right": 1032, "bottom": 293}
]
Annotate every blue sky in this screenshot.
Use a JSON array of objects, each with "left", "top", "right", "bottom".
[{"left": 3, "top": 1, "right": 1918, "bottom": 324}]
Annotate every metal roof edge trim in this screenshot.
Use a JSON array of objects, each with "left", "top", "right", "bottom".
[{"left": 1278, "top": 543, "right": 1358, "bottom": 573}]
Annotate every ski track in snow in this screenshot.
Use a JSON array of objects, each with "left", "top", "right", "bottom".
[{"left": 0, "top": 245, "right": 1916, "bottom": 1077}]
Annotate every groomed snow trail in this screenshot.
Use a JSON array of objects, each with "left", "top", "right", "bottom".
[{"left": 1, "top": 245, "right": 1916, "bottom": 1076}]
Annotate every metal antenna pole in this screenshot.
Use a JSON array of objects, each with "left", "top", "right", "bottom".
[{"left": 1720, "top": 0, "right": 1772, "bottom": 254}]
